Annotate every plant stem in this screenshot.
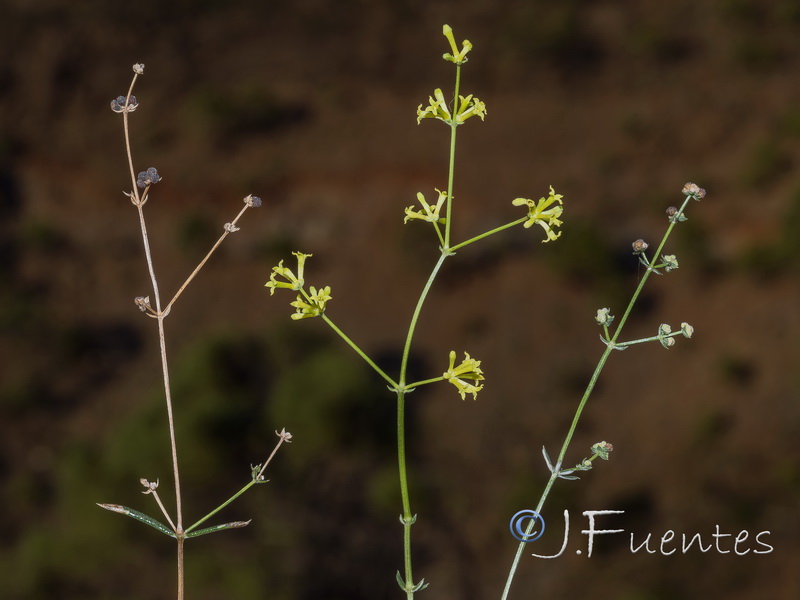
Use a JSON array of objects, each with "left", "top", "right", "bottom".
[
  {"left": 444, "top": 64, "right": 462, "bottom": 247},
  {"left": 185, "top": 480, "right": 255, "bottom": 534},
  {"left": 399, "top": 252, "right": 448, "bottom": 386},
  {"left": 500, "top": 195, "right": 693, "bottom": 599},
  {"left": 321, "top": 314, "right": 398, "bottom": 388},
  {"left": 397, "top": 388, "right": 414, "bottom": 600},
  {"left": 395, "top": 251, "right": 448, "bottom": 596},
  {"left": 163, "top": 204, "right": 251, "bottom": 315},
  {"left": 185, "top": 432, "right": 290, "bottom": 533},
  {"left": 405, "top": 376, "right": 445, "bottom": 388},
  {"left": 393, "top": 59, "right": 467, "bottom": 595},
  {"left": 177, "top": 537, "right": 184, "bottom": 600},
  {"left": 122, "top": 81, "right": 184, "bottom": 596},
  {"left": 450, "top": 217, "right": 527, "bottom": 253}
]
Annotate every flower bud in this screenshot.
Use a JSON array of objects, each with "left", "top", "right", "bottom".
[
  {"left": 595, "top": 307, "right": 614, "bottom": 326},
  {"left": 662, "top": 254, "right": 679, "bottom": 272},
  {"left": 632, "top": 239, "right": 648, "bottom": 254}
]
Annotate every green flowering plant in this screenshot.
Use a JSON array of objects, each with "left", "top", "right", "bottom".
[
  {"left": 501, "top": 182, "right": 703, "bottom": 599},
  {"left": 264, "top": 24, "right": 701, "bottom": 600},
  {"left": 265, "top": 24, "right": 566, "bottom": 598}
]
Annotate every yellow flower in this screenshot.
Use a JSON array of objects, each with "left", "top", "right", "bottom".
[
  {"left": 442, "top": 350, "right": 485, "bottom": 400},
  {"left": 290, "top": 286, "right": 332, "bottom": 320},
  {"left": 417, "top": 88, "right": 451, "bottom": 124},
  {"left": 453, "top": 94, "right": 486, "bottom": 123},
  {"left": 265, "top": 251, "right": 311, "bottom": 295},
  {"left": 404, "top": 189, "right": 447, "bottom": 224},
  {"left": 417, "top": 89, "right": 486, "bottom": 125},
  {"left": 442, "top": 24, "right": 473, "bottom": 64},
  {"left": 512, "top": 186, "right": 564, "bottom": 242}
]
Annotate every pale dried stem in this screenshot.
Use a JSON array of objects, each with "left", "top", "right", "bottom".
[
  {"left": 133, "top": 204, "right": 184, "bottom": 531},
  {"left": 256, "top": 430, "right": 292, "bottom": 480},
  {"left": 122, "top": 74, "right": 185, "bottom": 597},
  {"left": 162, "top": 203, "right": 251, "bottom": 315},
  {"left": 150, "top": 488, "right": 177, "bottom": 532},
  {"left": 177, "top": 538, "right": 184, "bottom": 600}
]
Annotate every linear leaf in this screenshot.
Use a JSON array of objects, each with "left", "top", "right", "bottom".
[
  {"left": 97, "top": 503, "right": 176, "bottom": 538},
  {"left": 185, "top": 520, "right": 252, "bottom": 539}
]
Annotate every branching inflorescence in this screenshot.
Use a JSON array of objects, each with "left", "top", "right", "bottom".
[
  {"left": 100, "top": 63, "right": 291, "bottom": 600},
  {"left": 265, "top": 25, "right": 702, "bottom": 599},
  {"left": 264, "top": 25, "right": 567, "bottom": 599}
]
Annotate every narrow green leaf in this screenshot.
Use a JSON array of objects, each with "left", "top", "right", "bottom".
[
  {"left": 97, "top": 503, "right": 176, "bottom": 538},
  {"left": 184, "top": 520, "right": 252, "bottom": 539}
]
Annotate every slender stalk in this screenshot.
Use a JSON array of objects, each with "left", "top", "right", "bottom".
[
  {"left": 150, "top": 489, "right": 177, "bottom": 532},
  {"left": 397, "top": 388, "right": 414, "bottom": 600},
  {"left": 449, "top": 217, "right": 527, "bottom": 253},
  {"left": 500, "top": 195, "right": 693, "bottom": 599},
  {"left": 162, "top": 204, "right": 250, "bottom": 315},
  {"left": 122, "top": 77, "right": 184, "bottom": 596},
  {"left": 186, "top": 481, "right": 256, "bottom": 534},
  {"left": 443, "top": 65, "right": 462, "bottom": 247},
  {"left": 405, "top": 376, "right": 445, "bottom": 388},
  {"left": 399, "top": 252, "right": 448, "bottom": 385},
  {"left": 122, "top": 88, "right": 139, "bottom": 205},
  {"left": 177, "top": 537, "right": 184, "bottom": 600},
  {"left": 393, "top": 58, "right": 466, "bottom": 594},
  {"left": 132, "top": 172, "right": 185, "bottom": 598},
  {"left": 321, "top": 314, "right": 398, "bottom": 388},
  {"left": 186, "top": 431, "right": 291, "bottom": 534},
  {"left": 393, "top": 251, "right": 448, "bottom": 596}
]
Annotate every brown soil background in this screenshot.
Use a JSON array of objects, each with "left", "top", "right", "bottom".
[{"left": 1, "top": 1, "right": 799, "bottom": 599}]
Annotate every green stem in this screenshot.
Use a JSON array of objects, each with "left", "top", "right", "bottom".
[
  {"left": 186, "top": 432, "right": 290, "bottom": 533},
  {"left": 393, "top": 60, "right": 466, "bottom": 598},
  {"left": 444, "top": 65, "right": 461, "bottom": 247},
  {"left": 450, "top": 217, "right": 527, "bottom": 253},
  {"left": 397, "top": 388, "right": 414, "bottom": 600},
  {"left": 399, "top": 252, "right": 448, "bottom": 385},
  {"left": 501, "top": 195, "right": 693, "bottom": 600},
  {"left": 321, "top": 314, "right": 398, "bottom": 388},
  {"left": 614, "top": 331, "right": 683, "bottom": 349},
  {"left": 405, "top": 376, "right": 445, "bottom": 388},
  {"left": 395, "top": 250, "right": 449, "bottom": 597},
  {"left": 432, "top": 221, "right": 446, "bottom": 249},
  {"left": 185, "top": 480, "right": 257, "bottom": 534}
]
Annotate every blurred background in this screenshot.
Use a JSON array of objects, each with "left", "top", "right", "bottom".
[{"left": 1, "top": 1, "right": 798, "bottom": 598}]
